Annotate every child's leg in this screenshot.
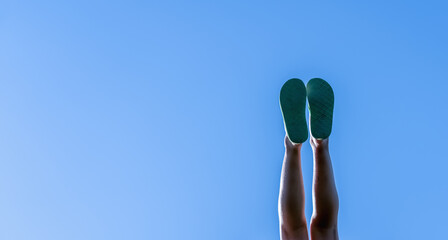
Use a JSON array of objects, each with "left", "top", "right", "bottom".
[
  {"left": 278, "top": 136, "right": 309, "bottom": 240},
  {"left": 309, "top": 137, "right": 339, "bottom": 240}
]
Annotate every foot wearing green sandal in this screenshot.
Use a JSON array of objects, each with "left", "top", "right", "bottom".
[
  {"left": 306, "top": 78, "right": 334, "bottom": 140},
  {"left": 280, "top": 78, "right": 308, "bottom": 144}
]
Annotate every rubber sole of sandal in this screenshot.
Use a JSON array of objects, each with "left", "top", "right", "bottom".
[
  {"left": 307, "top": 78, "right": 334, "bottom": 139},
  {"left": 280, "top": 78, "right": 308, "bottom": 143}
]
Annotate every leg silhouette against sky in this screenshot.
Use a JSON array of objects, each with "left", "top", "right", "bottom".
[
  {"left": 278, "top": 136, "right": 308, "bottom": 240},
  {"left": 278, "top": 136, "right": 339, "bottom": 240},
  {"left": 309, "top": 137, "right": 339, "bottom": 240}
]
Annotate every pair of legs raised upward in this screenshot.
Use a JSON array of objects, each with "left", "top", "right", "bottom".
[{"left": 278, "top": 78, "right": 339, "bottom": 240}]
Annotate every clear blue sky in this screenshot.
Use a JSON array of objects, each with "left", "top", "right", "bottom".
[{"left": 1, "top": 1, "right": 447, "bottom": 239}]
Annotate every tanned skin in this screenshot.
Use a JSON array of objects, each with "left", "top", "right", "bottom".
[{"left": 278, "top": 136, "right": 339, "bottom": 240}]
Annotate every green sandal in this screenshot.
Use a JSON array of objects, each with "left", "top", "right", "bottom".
[
  {"left": 306, "top": 78, "right": 334, "bottom": 139},
  {"left": 280, "top": 78, "right": 308, "bottom": 143}
]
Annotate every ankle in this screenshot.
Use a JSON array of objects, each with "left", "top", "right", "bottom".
[
  {"left": 284, "top": 135, "right": 303, "bottom": 152},
  {"left": 286, "top": 143, "right": 302, "bottom": 153},
  {"left": 310, "top": 137, "right": 329, "bottom": 151}
]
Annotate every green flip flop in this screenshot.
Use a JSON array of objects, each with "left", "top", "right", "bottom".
[
  {"left": 279, "top": 78, "right": 308, "bottom": 144},
  {"left": 306, "top": 78, "right": 334, "bottom": 139}
]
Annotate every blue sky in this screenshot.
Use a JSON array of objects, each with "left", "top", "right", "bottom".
[{"left": 1, "top": 1, "right": 448, "bottom": 239}]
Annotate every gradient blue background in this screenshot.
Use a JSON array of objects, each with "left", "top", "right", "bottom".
[{"left": 1, "top": 1, "right": 447, "bottom": 239}]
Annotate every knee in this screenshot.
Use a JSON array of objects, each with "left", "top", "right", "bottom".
[
  {"left": 310, "top": 213, "right": 338, "bottom": 231},
  {"left": 280, "top": 223, "right": 308, "bottom": 240},
  {"left": 310, "top": 222, "right": 338, "bottom": 240}
]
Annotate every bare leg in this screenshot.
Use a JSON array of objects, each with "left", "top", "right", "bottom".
[
  {"left": 278, "top": 136, "right": 309, "bottom": 240},
  {"left": 309, "top": 137, "right": 339, "bottom": 240}
]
